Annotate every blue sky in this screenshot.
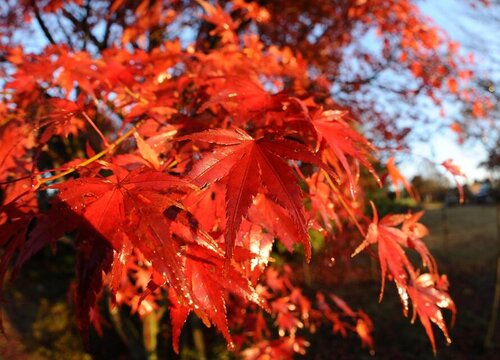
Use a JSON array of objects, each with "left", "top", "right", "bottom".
[{"left": 401, "top": 0, "right": 499, "bottom": 183}]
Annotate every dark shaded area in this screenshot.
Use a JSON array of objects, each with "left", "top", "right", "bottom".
[
  {"left": 306, "top": 205, "right": 500, "bottom": 360},
  {"left": 1, "top": 205, "right": 499, "bottom": 359}
]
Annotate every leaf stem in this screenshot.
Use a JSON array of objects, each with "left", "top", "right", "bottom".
[
  {"left": 82, "top": 111, "right": 110, "bottom": 147},
  {"left": 322, "top": 170, "right": 366, "bottom": 238},
  {"left": 33, "top": 123, "right": 139, "bottom": 189}
]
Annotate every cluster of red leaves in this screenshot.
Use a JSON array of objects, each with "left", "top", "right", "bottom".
[
  {"left": 0, "top": 0, "right": 481, "bottom": 357},
  {"left": 353, "top": 204, "right": 455, "bottom": 353},
  {"left": 258, "top": 0, "right": 494, "bottom": 144},
  {"left": 234, "top": 266, "right": 375, "bottom": 359}
]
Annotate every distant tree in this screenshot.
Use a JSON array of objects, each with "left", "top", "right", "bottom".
[
  {"left": 481, "top": 137, "right": 500, "bottom": 172},
  {"left": 411, "top": 173, "right": 450, "bottom": 203}
]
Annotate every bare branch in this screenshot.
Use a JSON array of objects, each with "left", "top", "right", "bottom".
[
  {"left": 56, "top": 16, "right": 74, "bottom": 50},
  {"left": 61, "top": 7, "right": 102, "bottom": 49},
  {"left": 31, "top": 0, "right": 56, "bottom": 45}
]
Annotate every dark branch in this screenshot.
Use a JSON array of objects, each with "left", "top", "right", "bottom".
[
  {"left": 100, "top": 2, "right": 116, "bottom": 50},
  {"left": 101, "top": 17, "right": 113, "bottom": 50},
  {"left": 56, "top": 16, "right": 75, "bottom": 50},
  {"left": 61, "top": 8, "right": 102, "bottom": 49},
  {"left": 32, "top": 0, "right": 56, "bottom": 45}
]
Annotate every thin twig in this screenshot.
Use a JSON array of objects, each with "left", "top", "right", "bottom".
[
  {"left": 101, "top": 9, "right": 114, "bottom": 50},
  {"left": 32, "top": 0, "right": 57, "bottom": 45},
  {"left": 61, "top": 8, "right": 102, "bottom": 49},
  {"left": 81, "top": 111, "right": 110, "bottom": 147},
  {"left": 56, "top": 15, "right": 75, "bottom": 50},
  {"left": 323, "top": 170, "right": 366, "bottom": 238},
  {"left": 33, "top": 123, "right": 139, "bottom": 189}
]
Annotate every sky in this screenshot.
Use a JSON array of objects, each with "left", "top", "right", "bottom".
[{"left": 402, "top": 0, "right": 500, "bottom": 184}]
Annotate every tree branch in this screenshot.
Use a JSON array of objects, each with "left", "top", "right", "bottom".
[
  {"left": 32, "top": 0, "right": 56, "bottom": 45},
  {"left": 101, "top": 16, "right": 113, "bottom": 50},
  {"left": 56, "top": 16, "right": 75, "bottom": 50},
  {"left": 61, "top": 8, "right": 102, "bottom": 49}
]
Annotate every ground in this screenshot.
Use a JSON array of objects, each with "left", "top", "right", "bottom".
[
  {"left": 1, "top": 205, "right": 499, "bottom": 359},
  {"left": 310, "top": 205, "right": 500, "bottom": 360}
]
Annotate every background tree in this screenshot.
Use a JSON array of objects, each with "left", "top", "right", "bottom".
[
  {"left": 411, "top": 168, "right": 450, "bottom": 203},
  {"left": 0, "top": 1, "right": 494, "bottom": 358},
  {"left": 482, "top": 137, "right": 500, "bottom": 174}
]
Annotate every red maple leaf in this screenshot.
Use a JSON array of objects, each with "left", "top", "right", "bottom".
[
  {"left": 353, "top": 203, "right": 454, "bottom": 352},
  {"left": 407, "top": 273, "right": 456, "bottom": 354},
  {"left": 441, "top": 159, "right": 466, "bottom": 204},
  {"left": 184, "top": 128, "right": 329, "bottom": 261},
  {"left": 386, "top": 157, "right": 419, "bottom": 200},
  {"left": 310, "top": 109, "right": 380, "bottom": 190},
  {"left": 353, "top": 203, "right": 416, "bottom": 302}
]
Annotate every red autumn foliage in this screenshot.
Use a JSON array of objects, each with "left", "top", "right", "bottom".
[{"left": 0, "top": 0, "right": 492, "bottom": 357}]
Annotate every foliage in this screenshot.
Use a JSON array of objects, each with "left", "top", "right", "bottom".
[
  {"left": 411, "top": 174, "right": 449, "bottom": 203},
  {"left": 481, "top": 136, "right": 500, "bottom": 174},
  {"left": 0, "top": 0, "right": 493, "bottom": 358}
]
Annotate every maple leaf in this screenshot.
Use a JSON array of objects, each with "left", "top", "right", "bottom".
[
  {"left": 183, "top": 243, "right": 264, "bottom": 348},
  {"left": 248, "top": 195, "right": 307, "bottom": 254},
  {"left": 184, "top": 182, "right": 226, "bottom": 235},
  {"left": 309, "top": 109, "right": 380, "bottom": 191},
  {"left": 0, "top": 188, "right": 39, "bottom": 304},
  {"left": 13, "top": 199, "right": 80, "bottom": 270},
  {"left": 315, "top": 291, "right": 375, "bottom": 353},
  {"left": 47, "top": 162, "right": 265, "bottom": 346},
  {"left": 199, "top": 76, "right": 280, "bottom": 126},
  {"left": 237, "top": 220, "right": 274, "bottom": 276},
  {"left": 401, "top": 211, "right": 437, "bottom": 275},
  {"left": 52, "top": 164, "right": 191, "bottom": 246},
  {"left": 2, "top": 0, "right": 487, "bottom": 355},
  {"left": 241, "top": 337, "right": 310, "bottom": 359},
  {"left": 134, "top": 131, "right": 162, "bottom": 170},
  {"left": 168, "top": 288, "right": 190, "bottom": 354},
  {"left": 0, "top": 120, "right": 34, "bottom": 180},
  {"left": 306, "top": 172, "right": 341, "bottom": 232},
  {"left": 272, "top": 297, "right": 303, "bottom": 336},
  {"left": 159, "top": 239, "right": 266, "bottom": 353},
  {"left": 441, "top": 159, "right": 466, "bottom": 204},
  {"left": 196, "top": 0, "right": 238, "bottom": 43},
  {"left": 356, "top": 311, "right": 375, "bottom": 354},
  {"left": 49, "top": 164, "right": 197, "bottom": 305},
  {"left": 264, "top": 266, "right": 292, "bottom": 294},
  {"left": 75, "top": 236, "right": 113, "bottom": 338},
  {"left": 386, "top": 157, "right": 419, "bottom": 200},
  {"left": 0, "top": 204, "right": 33, "bottom": 299},
  {"left": 36, "top": 98, "right": 86, "bottom": 143},
  {"left": 330, "top": 293, "right": 357, "bottom": 318},
  {"left": 55, "top": 50, "right": 100, "bottom": 96},
  {"left": 184, "top": 128, "right": 328, "bottom": 261},
  {"left": 353, "top": 203, "right": 454, "bottom": 352},
  {"left": 353, "top": 203, "right": 416, "bottom": 303},
  {"left": 447, "top": 77, "right": 459, "bottom": 94},
  {"left": 407, "top": 273, "right": 456, "bottom": 354}
]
